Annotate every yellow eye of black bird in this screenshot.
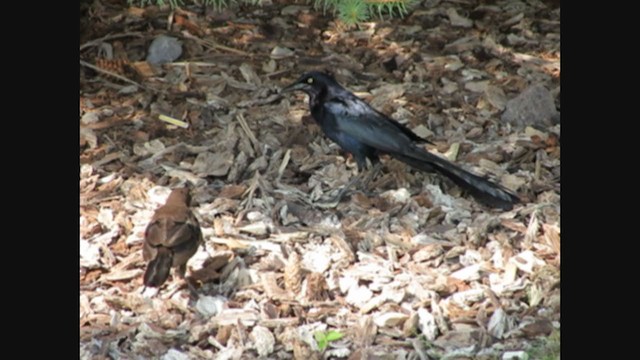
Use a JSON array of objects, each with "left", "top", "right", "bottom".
[{"left": 307, "top": 77, "right": 314, "bottom": 84}]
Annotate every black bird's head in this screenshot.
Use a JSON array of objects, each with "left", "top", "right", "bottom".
[{"left": 281, "top": 71, "right": 341, "bottom": 100}]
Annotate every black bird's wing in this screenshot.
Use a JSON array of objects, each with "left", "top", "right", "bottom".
[
  {"left": 370, "top": 107, "right": 431, "bottom": 144},
  {"left": 324, "top": 96, "right": 419, "bottom": 154}
]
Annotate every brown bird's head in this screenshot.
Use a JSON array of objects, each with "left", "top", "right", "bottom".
[{"left": 165, "top": 187, "right": 192, "bottom": 206}]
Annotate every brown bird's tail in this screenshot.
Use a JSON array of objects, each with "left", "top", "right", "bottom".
[{"left": 143, "top": 247, "right": 173, "bottom": 287}]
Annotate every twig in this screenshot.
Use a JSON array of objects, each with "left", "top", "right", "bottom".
[
  {"left": 168, "top": 61, "right": 221, "bottom": 67},
  {"left": 236, "top": 113, "right": 262, "bottom": 156},
  {"left": 242, "top": 171, "right": 262, "bottom": 210},
  {"left": 181, "top": 31, "right": 251, "bottom": 56},
  {"left": 82, "top": 195, "right": 123, "bottom": 206},
  {"left": 534, "top": 150, "right": 542, "bottom": 181},
  {"left": 265, "top": 68, "right": 293, "bottom": 78},
  {"left": 277, "top": 149, "right": 291, "bottom": 182},
  {"left": 91, "top": 151, "right": 123, "bottom": 168},
  {"left": 80, "top": 60, "right": 157, "bottom": 93},
  {"left": 80, "top": 32, "right": 144, "bottom": 52}
]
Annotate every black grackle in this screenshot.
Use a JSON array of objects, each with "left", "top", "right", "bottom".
[{"left": 281, "top": 71, "right": 520, "bottom": 210}]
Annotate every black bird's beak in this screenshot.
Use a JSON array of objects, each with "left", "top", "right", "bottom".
[{"left": 280, "top": 80, "right": 308, "bottom": 94}]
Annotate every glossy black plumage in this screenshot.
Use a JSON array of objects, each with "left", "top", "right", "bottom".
[{"left": 282, "top": 71, "right": 519, "bottom": 210}]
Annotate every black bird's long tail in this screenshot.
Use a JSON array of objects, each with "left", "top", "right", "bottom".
[
  {"left": 144, "top": 248, "right": 173, "bottom": 287},
  {"left": 393, "top": 148, "right": 520, "bottom": 210}
]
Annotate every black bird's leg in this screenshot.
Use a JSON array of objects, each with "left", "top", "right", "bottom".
[
  {"left": 360, "top": 161, "right": 383, "bottom": 191},
  {"left": 326, "top": 176, "right": 359, "bottom": 206},
  {"left": 318, "top": 157, "right": 383, "bottom": 208},
  {"left": 316, "top": 175, "right": 364, "bottom": 208}
]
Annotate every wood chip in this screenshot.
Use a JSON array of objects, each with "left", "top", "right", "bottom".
[{"left": 284, "top": 251, "right": 303, "bottom": 294}]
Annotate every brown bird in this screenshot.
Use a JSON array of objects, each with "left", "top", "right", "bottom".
[{"left": 142, "top": 187, "right": 203, "bottom": 288}]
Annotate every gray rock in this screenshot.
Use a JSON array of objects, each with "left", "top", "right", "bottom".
[
  {"left": 501, "top": 84, "right": 559, "bottom": 127},
  {"left": 146, "top": 35, "right": 182, "bottom": 65}
]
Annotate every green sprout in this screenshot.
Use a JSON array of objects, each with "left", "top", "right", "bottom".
[
  {"left": 367, "top": 0, "right": 412, "bottom": 20},
  {"left": 337, "top": 0, "right": 369, "bottom": 26},
  {"left": 128, "top": 0, "right": 415, "bottom": 24},
  {"left": 314, "top": 329, "right": 345, "bottom": 352}
]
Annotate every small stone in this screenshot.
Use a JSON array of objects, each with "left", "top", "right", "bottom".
[
  {"left": 146, "top": 35, "right": 182, "bottom": 65},
  {"left": 502, "top": 351, "right": 529, "bottom": 360},
  {"left": 501, "top": 84, "right": 559, "bottom": 127}
]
